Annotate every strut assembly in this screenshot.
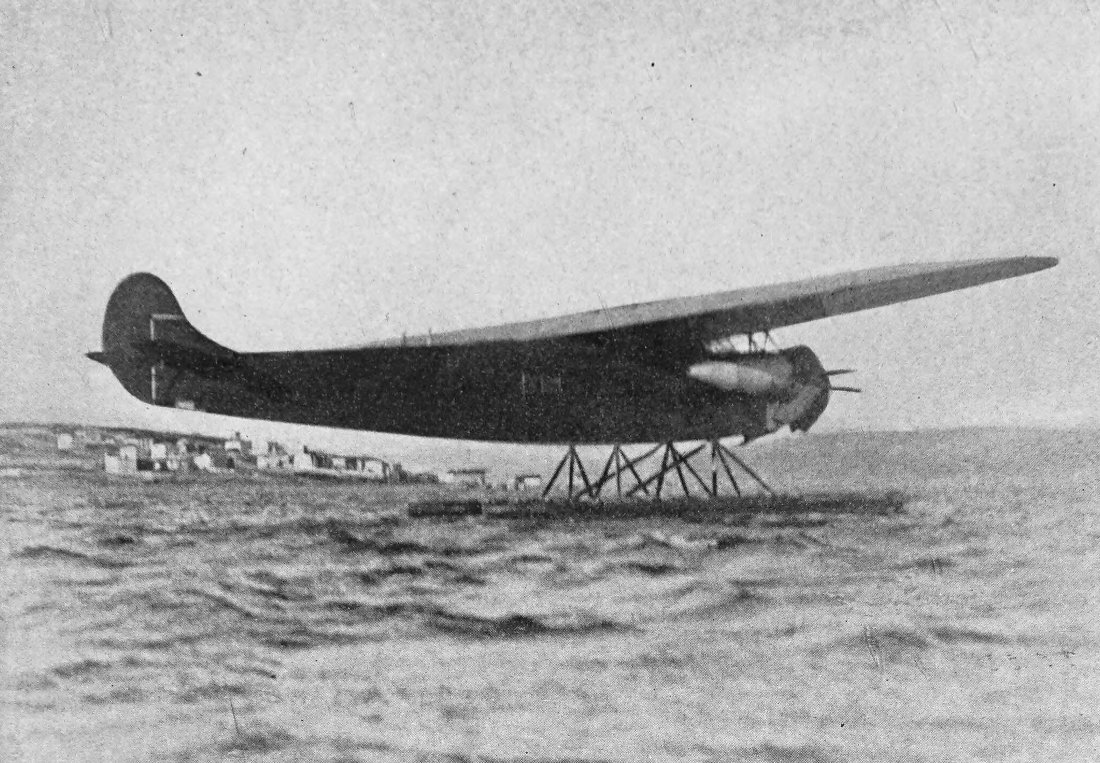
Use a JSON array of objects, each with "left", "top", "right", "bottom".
[{"left": 541, "top": 440, "right": 777, "bottom": 502}]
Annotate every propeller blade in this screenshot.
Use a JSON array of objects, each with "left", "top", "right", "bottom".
[
  {"left": 829, "top": 385, "right": 862, "bottom": 393},
  {"left": 824, "top": 369, "right": 856, "bottom": 376}
]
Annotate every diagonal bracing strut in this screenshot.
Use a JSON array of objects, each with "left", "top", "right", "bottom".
[{"left": 542, "top": 439, "right": 777, "bottom": 502}]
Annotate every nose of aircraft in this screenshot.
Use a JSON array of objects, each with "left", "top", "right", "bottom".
[{"left": 770, "top": 345, "right": 832, "bottom": 433}]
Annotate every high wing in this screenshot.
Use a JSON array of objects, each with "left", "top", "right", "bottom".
[{"left": 372, "top": 256, "right": 1056, "bottom": 349}]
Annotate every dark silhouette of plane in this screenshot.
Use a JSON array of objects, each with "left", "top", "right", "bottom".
[{"left": 88, "top": 257, "right": 1056, "bottom": 446}]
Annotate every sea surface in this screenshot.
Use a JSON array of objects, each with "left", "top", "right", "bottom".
[{"left": 2, "top": 426, "right": 1098, "bottom": 762}]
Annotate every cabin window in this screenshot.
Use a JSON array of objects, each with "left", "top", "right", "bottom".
[
  {"left": 520, "top": 372, "right": 563, "bottom": 397},
  {"left": 705, "top": 332, "right": 773, "bottom": 356}
]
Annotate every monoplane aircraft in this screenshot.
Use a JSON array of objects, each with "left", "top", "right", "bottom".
[{"left": 88, "top": 257, "right": 1056, "bottom": 498}]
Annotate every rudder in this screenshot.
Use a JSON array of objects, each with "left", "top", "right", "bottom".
[{"left": 88, "top": 273, "right": 230, "bottom": 406}]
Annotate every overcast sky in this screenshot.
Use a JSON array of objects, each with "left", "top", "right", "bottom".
[{"left": 1, "top": 1, "right": 1097, "bottom": 462}]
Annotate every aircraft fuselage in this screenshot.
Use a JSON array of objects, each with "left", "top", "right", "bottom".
[{"left": 135, "top": 340, "right": 788, "bottom": 444}]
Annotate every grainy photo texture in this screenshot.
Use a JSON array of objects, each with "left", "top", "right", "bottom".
[{"left": 1, "top": 2, "right": 1098, "bottom": 761}]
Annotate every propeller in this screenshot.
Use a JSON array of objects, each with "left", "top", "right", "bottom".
[{"left": 824, "top": 369, "right": 860, "bottom": 393}]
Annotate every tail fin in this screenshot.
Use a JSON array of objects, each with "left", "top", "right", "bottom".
[{"left": 87, "top": 273, "right": 232, "bottom": 406}]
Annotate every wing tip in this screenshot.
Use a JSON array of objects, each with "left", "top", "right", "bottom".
[
  {"left": 972, "top": 255, "right": 1058, "bottom": 277},
  {"left": 1001, "top": 255, "right": 1058, "bottom": 270}
]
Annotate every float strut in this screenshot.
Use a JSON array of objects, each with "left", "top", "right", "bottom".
[
  {"left": 542, "top": 448, "right": 571, "bottom": 499},
  {"left": 654, "top": 443, "right": 672, "bottom": 499},
  {"left": 715, "top": 443, "right": 742, "bottom": 497},
  {"left": 717, "top": 440, "right": 776, "bottom": 497},
  {"left": 584, "top": 443, "right": 663, "bottom": 499},
  {"left": 615, "top": 447, "right": 622, "bottom": 498},
  {"left": 545, "top": 440, "right": 776, "bottom": 502},
  {"left": 621, "top": 444, "right": 660, "bottom": 496},
  {"left": 670, "top": 443, "right": 691, "bottom": 497},
  {"left": 711, "top": 444, "right": 718, "bottom": 496},
  {"left": 542, "top": 445, "right": 594, "bottom": 502},
  {"left": 568, "top": 447, "right": 575, "bottom": 497},
  {"left": 626, "top": 442, "right": 704, "bottom": 499},
  {"left": 675, "top": 444, "right": 714, "bottom": 496},
  {"left": 572, "top": 448, "right": 593, "bottom": 499},
  {"left": 587, "top": 445, "right": 622, "bottom": 501},
  {"left": 583, "top": 443, "right": 660, "bottom": 500}
]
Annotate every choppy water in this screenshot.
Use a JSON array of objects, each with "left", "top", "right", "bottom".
[{"left": 2, "top": 427, "right": 1099, "bottom": 762}]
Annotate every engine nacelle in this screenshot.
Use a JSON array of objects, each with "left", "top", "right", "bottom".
[
  {"left": 687, "top": 355, "right": 795, "bottom": 398},
  {"left": 689, "top": 346, "right": 832, "bottom": 437}
]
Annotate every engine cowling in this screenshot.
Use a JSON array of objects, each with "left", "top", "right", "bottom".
[
  {"left": 688, "top": 345, "right": 831, "bottom": 436},
  {"left": 687, "top": 354, "right": 795, "bottom": 398}
]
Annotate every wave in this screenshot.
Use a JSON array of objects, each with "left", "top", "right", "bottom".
[
  {"left": 324, "top": 522, "right": 495, "bottom": 559},
  {"left": 713, "top": 532, "right": 758, "bottom": 549},
  {"left": 832, "top": 622, "right": 1017, "bottom": 663},
  {"left": 398, "top": 753, "right": 622, "bottom": 763},
  {"left": 737, "top": 743, "right": 838, "bottom": 763},
  {"left": 88, "top": 497, "right": 147, "bottom": 511},
  {"left": 424, "top": 608, "right": 628, "bottom": 639},
  {"left": 258, "top": 622, "right": 377, "bottom": 651},
  {"left": 241, "top": 571, "right": 311, "bottom": 602},
  {"left": 891, "top": 555, "right": 957, "bottom": 573},
  {"left": 507, "top": 552, "right": 555, "bottom": 564},
  {"left": 620, "top": 560, "right": 683, "bottom": 576},
  {"left": 176, "top": 681, "right": 250, "bottom": 703},
  {"left": 929, "top": 625, "right": 1015, "bottom": 645},
  {"left": 80, "top": 686, "right": 146, "bottom": 705},
  {"left": 51, "top": 658, "right": 112, "bottom": 680},
  {"left": 311, "top": 597, "right": 629, "bottom": 640},
  {"left": 95, "top": 533, "right": 139, "bottom": 547},
  {"left": 190, "top": 586, "right": 280, "bottom": 621},
  {"left": 216, "top": 722, "right": 299, "bottom": 756},
  {"left": 15, "top": 544, "right": 132, "bottom": 569},
  {"left": 664, "top": 581, "right": 769, "bottom": 620},
  {"left": 867, "top": 626, "right": 934, "bottom": 651},
  {"left": 326, "top": 524, "right": 432, "bottom": 555}
]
